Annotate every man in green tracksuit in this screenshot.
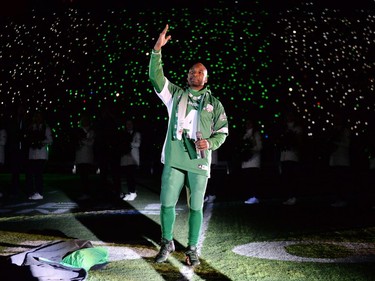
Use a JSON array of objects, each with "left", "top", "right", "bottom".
[{"left": 149, "top": 24, "right": 229, "bottom": 266}]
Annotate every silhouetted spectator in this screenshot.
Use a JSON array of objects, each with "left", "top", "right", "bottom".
[
  {"left": 5, "top": 102, "right": 28, "bottom": 198},
  {"left": 73, "top": 114, "right": 95, "bottom": 200},
  {"left": 240, "top": 118, "right": 263, "bottom": 205},
  {"left": 25, "top": 111, "right": 53, "bottom": 200},
  {"left": 120, "top": 119, "right": 141, "bottom": 201},
  {"left": 276, "top": 111, "right": 304, "bottom": 206},
  {"left": 326, "top": 111, "right": 352, "bottom": 207},
  {"left": 94, "top": 105, "right": 122, "bottom": 199},
  {"left": 0, "top": 116, "right": 7, "bottom": 198}
]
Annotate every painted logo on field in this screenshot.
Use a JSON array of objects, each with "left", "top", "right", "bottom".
[{"left": 233, "top": 241, "right": 375, "bottom": 263}]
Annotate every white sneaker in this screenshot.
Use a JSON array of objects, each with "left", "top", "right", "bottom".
[
  {"left": 283, "top": 197, "right": 296, "bottom": 205},
  {"left": 244, "top": 196, "right": 259, "bottom": 204},
  {"left": 123, "top": 192, "right": 137, "bottom": 201},
  {"left": 29, "top": 193, "right": 43, "bottom": 200}
]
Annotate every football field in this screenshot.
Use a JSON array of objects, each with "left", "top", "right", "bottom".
[{"left": 0, "top": 168, "right": 374, "bottom": 281}]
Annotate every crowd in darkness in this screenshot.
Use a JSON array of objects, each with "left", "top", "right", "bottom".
[
  {"left": 1, "top": 95, "right": 374, "bottom": 208},
  {"left": 0, "top": 1, "right": 374, "bottom": 205}
]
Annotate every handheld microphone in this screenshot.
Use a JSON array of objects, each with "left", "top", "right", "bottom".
[{"left": 196, "top": 131, "right": 206, "bottom": 159}]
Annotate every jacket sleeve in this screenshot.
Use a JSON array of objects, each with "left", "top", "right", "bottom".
[
  {"left": 149, "top": 50, "right": 166, "bottom": 93},
  {"left": 207, "top": 99, "right": 229, "bottom": 151}
]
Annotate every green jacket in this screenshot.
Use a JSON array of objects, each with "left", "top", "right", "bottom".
[{"left": 149, "top": 49, "right": 229, "bottom": 176}]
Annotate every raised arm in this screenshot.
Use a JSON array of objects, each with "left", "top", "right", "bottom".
[
  {"left": 153, "top": 24, "right": 172, "bottom": 51},
  {"left": 149, "top": 25, "right": 172, "bottom": 92}
]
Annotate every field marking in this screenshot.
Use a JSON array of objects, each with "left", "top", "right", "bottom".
[
  {"left": 2, "top": 201, "right": 374, "bottom": 265},
  {"left": 3, "top": 239, "right": 374, "bottom": 268},
  {"left": 233, "top": 241, "right": 375, "bottom": 263}
]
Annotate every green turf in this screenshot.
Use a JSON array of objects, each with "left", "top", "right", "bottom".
[
  {"left": 286, "top": 243, "right": 352, "bottom": 259},
  {"left": 0, "top": 172, "right": 374, "bottom": 280}
]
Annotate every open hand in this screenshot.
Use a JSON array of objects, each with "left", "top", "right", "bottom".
[{"left": 154, "top": 24, "right": 172, "bottom": 51}]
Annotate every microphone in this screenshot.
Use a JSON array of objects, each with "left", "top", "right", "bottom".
[{"left": 196, "top": 131, "right": 206, "bottom": 159}]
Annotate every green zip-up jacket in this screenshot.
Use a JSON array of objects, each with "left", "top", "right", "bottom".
[{"left": 149, "top": 49, "right": 229, "bottom": 177}]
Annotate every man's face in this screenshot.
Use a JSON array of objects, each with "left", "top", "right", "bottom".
[{"left": 187, "top": 63, "right": 208, "bottom": 90}]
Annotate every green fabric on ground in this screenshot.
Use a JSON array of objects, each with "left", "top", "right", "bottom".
[{"left": 61, "top": 247, "right": 109, "bottom": 271}]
